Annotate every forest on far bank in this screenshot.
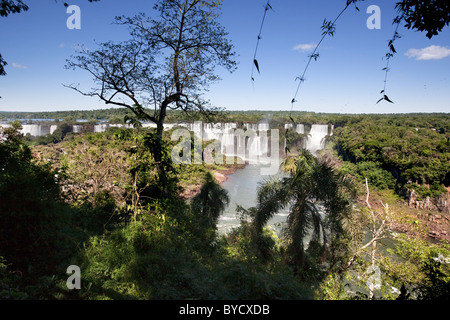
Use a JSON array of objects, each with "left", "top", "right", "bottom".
[{"left": 1, "top": 108, "right": 449, "bottom": 128}]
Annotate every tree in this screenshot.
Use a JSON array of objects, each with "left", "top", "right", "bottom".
[
  {"left": 66, "top": 0, "right": 236, "bottom": 182},
  {"left": 341, "top": 179, "right": 398, "bottom": 299},
  {"left": 190, "top": 172, "right": 230, "bottom": 232},
  {"left": 0, "top": 0, "right": 28, "bottom": 17},
  {"left": 394, "top": 0, "right": 450, "bottom": 39},
  {"left": 253, "top": 150, "right": 355, "bottom": 278}
]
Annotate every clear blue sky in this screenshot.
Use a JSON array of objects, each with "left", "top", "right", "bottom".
[{"left": 1, "top": 0, "right": 449, "bottom": 114}]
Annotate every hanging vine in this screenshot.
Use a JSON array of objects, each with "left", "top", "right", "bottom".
[
  {"left": 289, "top": 0, "right": 360, "bottom": 121},
  {"left": 377, "top": 15, "right": 404, "bottom": 104},
  {"left": 251, "top": 0, "right": 273, "bottom": 83},
  {"left": 247, "top": 0, "right": 448, "bottom": 142}
]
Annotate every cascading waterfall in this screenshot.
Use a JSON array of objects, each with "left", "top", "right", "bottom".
[
  {"left": 221, "top": 127, "right": 235, "bottom": 156},
  {"left": 247, "top": 133, "right": 261, "bottom": 164},
  {"left": 21, "top": 124, "right": 41, "bottom": 137},
  {"left": 4, "top": 121, "right": 334, "bottom": 160},
  {"left": 94, "top": 124, "right": 108, "bottom": 133},
  {"left": 304, "top": 124, "right": 330, "bottom": 155},
  {"left": 50, "top": 125, "right": 58, "bottom": 135},
  {"left": 221, "top": 123, "right": 270, "bottom": 163},
  {"left": 72, "top": 125, "right": 82, "bottom": 133}
]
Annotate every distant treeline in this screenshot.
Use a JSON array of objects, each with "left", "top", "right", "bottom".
[
  {"left": 0, "top": 108, "right": 132, "bottom": 123},
  {"left": 1, "top": 108, "right": 449, "bottom": 130}
]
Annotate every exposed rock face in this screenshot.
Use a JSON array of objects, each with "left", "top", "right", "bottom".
[
  {"left": 213, "top": 172, "right": 227, "bottom": 184},
  {"left": 408, "top": 189, "right": 450, "bottom": 213},
  {"left": 408, "top": 189, "right": 417, "bottom": 208},
  {"left": 437, "top": 192, "right": 450, "bottom": 214}
]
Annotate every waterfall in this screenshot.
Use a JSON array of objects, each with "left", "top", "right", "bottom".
[
  {"left": 50, "top": 125, "right": 58, "bottom": 135},
  {"left": 192, "top": 122, "right": 202, "bottom": 138},
  {"left": 39, "top": 125, "right": 50, "bottom": 136},
  {"left": 3, "top": 121, "right": 333, "bottom": 160},
  {"left": 142, "top": 123, "right": 157, "bottom": 129},
  {"left": 259, "top": 133, "right": 268, "bottom": 155},
  {"left": 305, "top": 124, "right": 329, "bottom": 155},
  {"left": 244, "top": 123, "right": 257, "bottom": 131},
  {"left": 258, "top": 122, "right": 270, "bottom": 131},
  {"left": 73, "top": 125, "right": 82, "bottom": 133},
  {"left": 296, "top": 124, "right": 305, "bottom": 134},
  {"left": 94, "top": 124, "right": 109, "bottom": 133},
  {"left": 203, "top": 123, "right": 216, "bottom": 141},
  {"left": 221, "top": 131, "right": 235, "bottom": 156},
  {"left": 244, "top": 122, "right": 269, "bottom": 132},
  {"left": 20, "top": 125, "right": 41, "bottom": 137},
  {"left": 204, "top": 124, "right": 269, "bottom": 164},
  {"left": 0, "top": 124, "right": 10, "bottom": 141},
  {"left": 247, "top": 134, "right": 260, "bottom": 164}
]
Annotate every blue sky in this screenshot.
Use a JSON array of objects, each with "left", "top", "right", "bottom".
[{"left": 0, "top": 0, "right": 449, "bottom": 114}]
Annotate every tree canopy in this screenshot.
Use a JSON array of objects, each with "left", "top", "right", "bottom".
[{"left": 66, "top": 0, "right": 236, "bottom": 183}]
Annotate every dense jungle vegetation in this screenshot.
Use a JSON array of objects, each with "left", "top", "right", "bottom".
[
  {"left": 330, "top": 115, "right": 450, "bottom": 200},
  {"left": 1, "top": 111, "right": 449, "bottom": 300}
]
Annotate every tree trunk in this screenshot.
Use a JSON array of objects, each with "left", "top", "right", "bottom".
[{"left": 155, "top": 108, "right": 169, "bottom": 198}]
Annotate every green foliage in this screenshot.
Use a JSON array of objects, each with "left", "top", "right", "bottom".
[
  {"left": 73, "top": 189, "right": 126, "bottom": 236},
  {"left": 373, "top": 234, "right": 450, "bottom": 300},
  {"left": 333, "top": 116, "right": 450, "bottom": 200},
  {"left": 284, "top": 127, "right": 306, "bottom": 153},
  {"left": 1, "top": 111, "right": 449, "bottom": 300},
  {"left": 0, "top": 123, "right": 65, "bottom": 273},
  {"left": 71, "top": 199, "right": 312, "bottom": 300},
  {"left": 0, "top": 124, "right": 131, "bottom": 298},
  {"left": 0, "top": 256, "right": 27, "bottom": 300},
  {"left": 59, "top": 129, "right": 132, "bottom": 205},
  {"left": 225, "top": 206, "right": 279, "bottom": 263},
  {"left": 0, "top": 123, "right": 90, "bottom": 299},
  {"left": 357, "top": 161, "right": 396, "bottom": 190},
  {"left": 395, "top": 0, "right": 450, "bottom": 39},
  {"left": 189, "top": 172, "right": 230, "bottom": 249},
  {"left": 253, "top": 150, "right": 355, "bottom": 280},
  {"left": 418, "top": 255, "right": 450, "bottom": 300},
  {"left": 190, "top": 172, "right": 230, "bottom": 230}
]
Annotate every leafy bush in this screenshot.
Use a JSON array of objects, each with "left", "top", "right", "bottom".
[
  {"left": 357, "top": 161, "right": 397, "bottom": 190},
  {"left": 0, "top": 123, "right": 68, "bottom": 274}
]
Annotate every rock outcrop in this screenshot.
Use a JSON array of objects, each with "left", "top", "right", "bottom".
[{"left": 408, "top": 189, "right": 450, "bottom": 213}]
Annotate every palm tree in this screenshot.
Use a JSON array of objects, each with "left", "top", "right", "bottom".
[
  {"left": 190, "top": 172, "right": 230, "bottom": 233},
  {"left": 253, "top": 150, "right": 354, "bottom": 277}
]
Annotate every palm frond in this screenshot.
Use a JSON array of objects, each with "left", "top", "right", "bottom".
[
  {"left": 191, "top": 172, "right": 230, "bottom": 227},
  {"left": 254, "top": 177, "right": 291, "bottom": 232}
]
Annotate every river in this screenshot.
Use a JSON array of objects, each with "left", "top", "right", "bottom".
[
  {"left": 217, "top": 123, "right": 331, "bottom": 235},
  {"left": 219, "top": 161, "right": 401, "bottom": 298},
  {"left": 218, "top": 163, "right": 289, "bottom": 235}
]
